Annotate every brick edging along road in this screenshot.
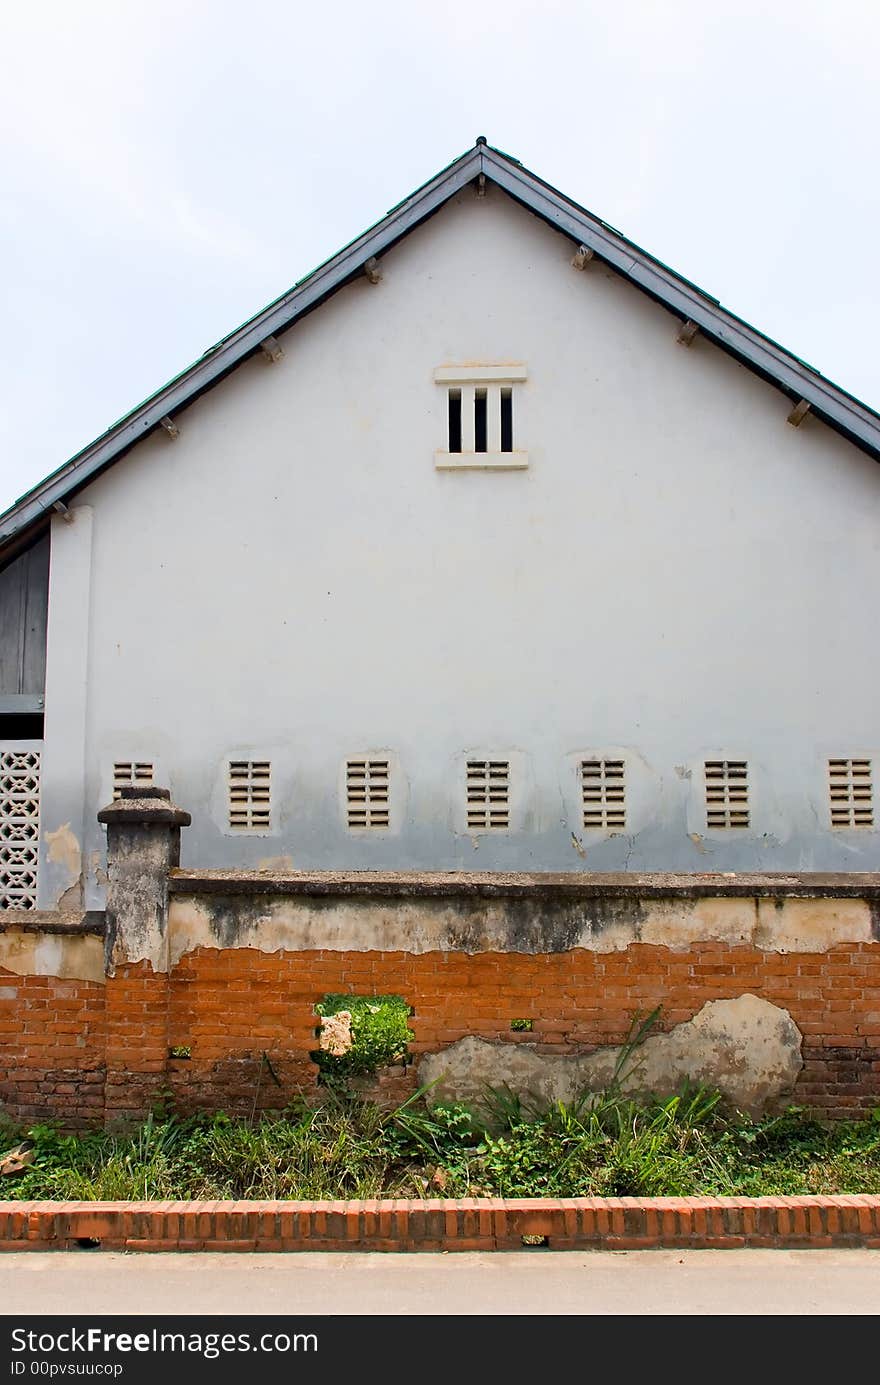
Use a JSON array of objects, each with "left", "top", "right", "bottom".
[{"left": 2, "top": 1196, "right": 880, "bottom": 1252}]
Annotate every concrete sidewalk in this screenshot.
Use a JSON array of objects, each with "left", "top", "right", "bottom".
[{"left": 1, "top": 1249, "right": 878, "bottom": 1315}]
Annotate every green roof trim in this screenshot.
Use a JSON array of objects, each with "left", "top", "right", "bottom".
[{"left": 2, "top": 138, "right": 878, "bottom": 553}]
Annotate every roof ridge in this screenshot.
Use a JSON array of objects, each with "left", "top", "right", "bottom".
[{"left": 2, "top": 138, "right": 878, "bottom": 555}]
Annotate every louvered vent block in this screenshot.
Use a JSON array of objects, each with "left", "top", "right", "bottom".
[
  {"left": 0, "top": 749, "right": 40, "bottom": 909},
  {"left": 466, "top": 759, "right": 510, "bottom": 830},
  {"left": 347, "top": 758, "right": 390, "bottom": 829},
  {"left": 581, "top": 758, "right": 626, "bottom": 830},
  {"left": 112, "top": 761, "right": 155, "bottom": 800},
  {"left": 829, "top": 758, "right": 873, "bottom": 829},
  {"left": 704, "top": 760, "right": 750, "bottom": 829},
  {"left": 228, "top": 760, "right": 271, "bottom": 830}
]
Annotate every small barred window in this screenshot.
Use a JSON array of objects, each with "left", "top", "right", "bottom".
[
  {"left": 228, "top": 760, "right": 271, "bottom": 830},
  {"left": 581, "top": 759, "right": 626, "bottom": 830},
  {"left": 705, "top": 760, "right": 749, "bottom": 829},
  {"left": 113, "top": 761, "right": 154, "bottom": 799},
  {"left": 828, "top": 759, "right": 873, "bottom": 828},
  {"left": 346, "top": 758, "right": 390, "bottom": 829},
  {"left": 466, "top": 759, "right": 510, "bottom": 830}
]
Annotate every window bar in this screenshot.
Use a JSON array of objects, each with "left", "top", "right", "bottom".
[
  {"left": 460, "top": 384, "right": 476, "bottom": 452},
  {"left": 486, "top": 384, "right": 502, "bottom": 453}
]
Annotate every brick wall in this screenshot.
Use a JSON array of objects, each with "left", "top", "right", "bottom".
[
  {"left": 2, "top": 939, "right": 879, "bottom": 1127},
  {"left": 0, "top": 972, "right": 106, "bottom": 1129}
]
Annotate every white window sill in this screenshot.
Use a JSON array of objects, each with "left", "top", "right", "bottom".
[
  {"left": 435, "top": 451, "right": 528, "bottom": 471},
  {"left": 434, "top": 363, "right": 528, "bottom": 384}
]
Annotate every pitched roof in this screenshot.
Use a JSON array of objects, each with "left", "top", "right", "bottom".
[{"left": 3, "top": 138, "right": 879, "bottom": 555}]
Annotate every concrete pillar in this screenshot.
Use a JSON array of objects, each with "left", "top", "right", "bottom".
[
  {"left": 38, "top": 506, "right": 93, "bottom": 908},
  {"left": 97, "top": 786, "right": 191, "bottom": 977},
  {"left": 97, "top": 786, "right": 190, "bottom": 1127}
]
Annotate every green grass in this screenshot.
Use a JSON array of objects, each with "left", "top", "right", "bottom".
[
  {"left": 313, "top": 994, "right": 414, "bottom": 1077},
  {"left": 3, "top": 1086, "right": 880, "bottom": 1202}
]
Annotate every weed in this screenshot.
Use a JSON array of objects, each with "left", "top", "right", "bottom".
[{"left": 3, "top": 1083, "right": 880, "bottom": 1202}]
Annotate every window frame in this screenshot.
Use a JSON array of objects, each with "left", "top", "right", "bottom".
[{"left": 434, "top": 364, "right": 528, "bottom": 470}]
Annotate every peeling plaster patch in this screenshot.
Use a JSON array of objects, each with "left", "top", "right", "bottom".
[
  {"left": 88, "top": 851, "right": 109, "bottom": 891},
  {"left": 169, "top": 898, "right": 273, "bottom": 964},
  {"left": 168, "top": 891, "right": 877, "bottom": 964},
  {"left": 45, "top": 824, "right": 83, "bottom": 904},
  {"left": 257, "top": 855, "right": 295, "bottom": 871},
  {"left": 688, "top": 833, "right": 709, "bottom": 853},
  {"left": 57, "top": 881, "right": 83, "bottom": 910},
  {"left": 168, "top": 893, "right": 646, "bottom": 963},
  {"left": 419, "top": 995, "right": 803, "bottom": 1115},
  {"left": 754, "top": 898, "right": 872, "bottom": 951},
  {"left": 45, "top": 824, "right": 82, "bottom": 879},
  {"left": 640, "top": 898, "right": 755, "bottom": 948},
  {"left": 0, "top": 930, "right": 104, "bottom": 983},
  {"left": 675, "top": 766, "right": 692, "bottom": 780}
]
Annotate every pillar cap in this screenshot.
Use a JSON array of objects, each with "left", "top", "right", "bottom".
[{"left": 98, "top": 785, "right": 191, "bottom": 827}]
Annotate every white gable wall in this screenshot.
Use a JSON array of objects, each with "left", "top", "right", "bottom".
[{"left": 36, "top": 187, "right": 880, "bottom": 904}]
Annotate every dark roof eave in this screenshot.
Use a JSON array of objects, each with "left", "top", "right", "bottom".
[
  {"left": 0, "top": 147, "right": 484, "bottom": 547},
  {"left": 480, "top": 148, "right": 880, "bottom": 455},
  {"left": 2, "top": 141, "right": 878, "bottom": 554}
]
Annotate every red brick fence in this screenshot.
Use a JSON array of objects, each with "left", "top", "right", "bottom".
[
  {"left": 3, "top": 1196, "right": 880, "bottom": 1252},
  {"left": 2, "top": 787, "right": 880, "bottom": 1127}
]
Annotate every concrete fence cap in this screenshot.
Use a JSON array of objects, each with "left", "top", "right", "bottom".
[{"left": 97, "top": 785, "right": 191, "bottom": 828}]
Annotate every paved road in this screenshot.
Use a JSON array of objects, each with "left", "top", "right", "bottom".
[{"left": 1, "top": 1249, "right": 878, "bottom": 1315}]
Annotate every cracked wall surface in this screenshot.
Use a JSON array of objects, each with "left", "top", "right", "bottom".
[
  {"left": 167, "top": 890, "right": 875, "bottom": 963},
  {"left": 419, "top": 995, "right": 803, "bottom": 1114},
  {"left": 3, "top": 847, "right": 879, "bottom": 1126},
  {"left": 1, "top": 937, "right": 878, "bottom": 1126},
  {"left": 0, "top": 927, "right": 103, "bottom": 982}
]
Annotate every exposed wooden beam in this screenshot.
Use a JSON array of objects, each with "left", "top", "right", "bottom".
[
  {"left": 787, "top": 399, "right": 811, "bottom": 428},
  {"left": 159, "top": 416, "right": 180, "bottom": 440},
  {"left": 363, "top": 257, "right": 382, "bottom": 284},
  {"left": 571, "top": 244, "right": 594, "bottom": 270},
  {"left": 260, "top": 336, "right": 284, "bottom": 363},
  {"left": 676, "top": 320, "right": 699, "bottom": 347}
]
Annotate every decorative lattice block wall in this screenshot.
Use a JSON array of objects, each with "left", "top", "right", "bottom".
[{"left": 0, "top": 749, "right": 40, "bottom": 909}]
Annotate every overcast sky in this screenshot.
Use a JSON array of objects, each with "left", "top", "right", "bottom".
[{"left": 1, "top": 0, "right": 878, "bottom": 513}]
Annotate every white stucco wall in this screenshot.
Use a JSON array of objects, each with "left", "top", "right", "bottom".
[{"left": 35, "top": 186, "right": 880, "bottom": 902}]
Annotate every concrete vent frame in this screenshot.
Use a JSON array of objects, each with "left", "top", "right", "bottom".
[
  {"left": 704, "top": 759, "right": 750, "bottom": 829},
  {"left": 581, "top": 758, "right": 626, "bottom": 830},
  {"left": 112, "top": 761, "right": 155, "bottom": 800},
  {"left": 0, "top": 748, "right": 40, "bottom": 910},
  {"left": 346, "top": 757, "right": 391, "bottom": 829},
  {"left": 434, "top": 364, "right": 527, "bottom": 470},
  {"left": 228, "top": 759, "right": 271, "bottom": 831},
  {"left": 829, "top": 758, "right": 874, "bottom": 829},
  {"left": 466, "top": 758, "right": 510, "bottom": 830}
]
